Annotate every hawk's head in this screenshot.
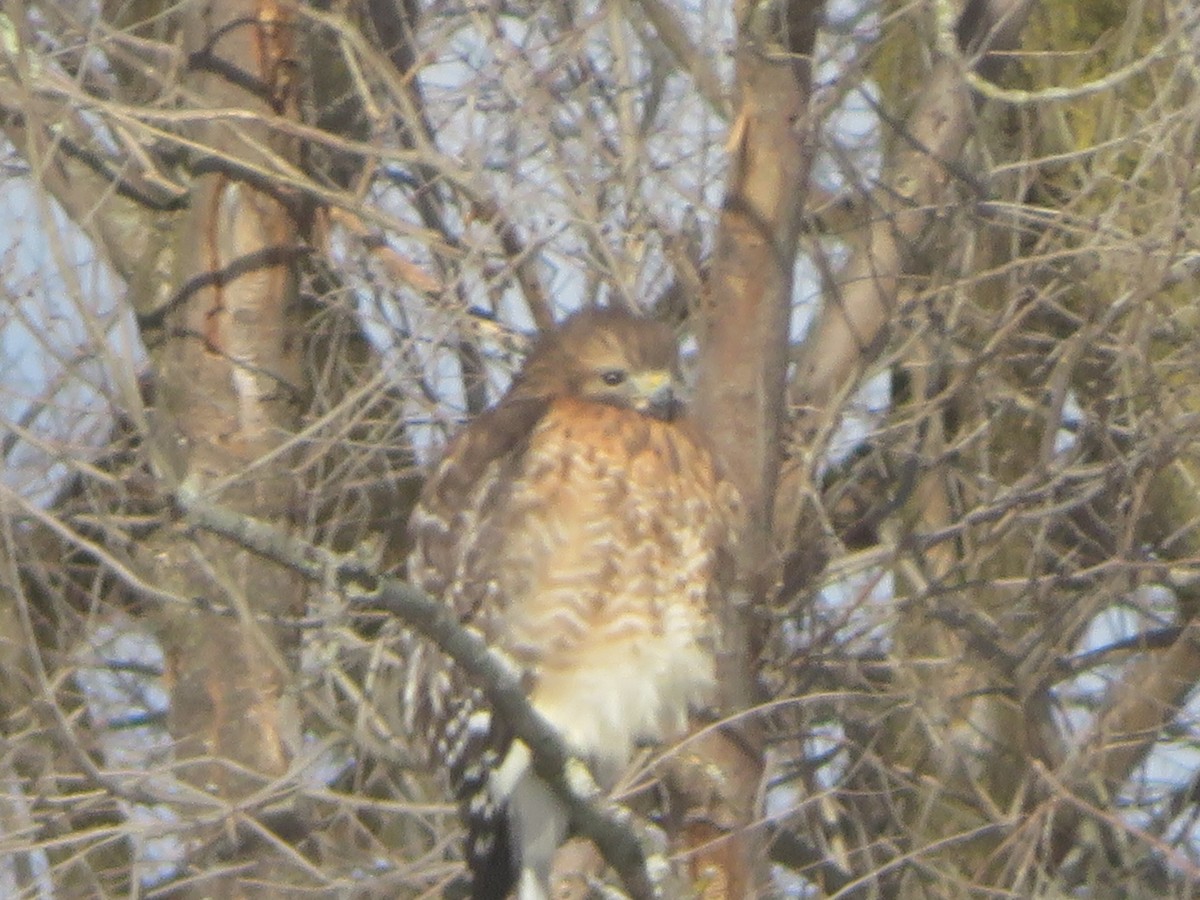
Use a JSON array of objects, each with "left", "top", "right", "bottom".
[{"left": 515, "top": 307, "right": 683, "bottom": 420}]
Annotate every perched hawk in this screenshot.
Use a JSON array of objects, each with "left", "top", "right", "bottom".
[{"left": 407, "top": 307, "right": 740, "bottom": 899}]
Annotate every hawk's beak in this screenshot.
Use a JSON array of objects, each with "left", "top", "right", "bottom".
[{"left": 631, "top": 370, "right": 680, "bottom": 420}]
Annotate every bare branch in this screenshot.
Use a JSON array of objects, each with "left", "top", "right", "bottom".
[{"left": 174, "top": 491, "right": 665, "bottom": 899}]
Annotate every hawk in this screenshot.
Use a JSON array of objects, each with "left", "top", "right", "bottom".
[{"left": 406, "top": 307, "right": 740, "bottom": 899}]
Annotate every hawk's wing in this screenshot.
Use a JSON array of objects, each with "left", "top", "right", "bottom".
[
  {"left": 407, "top": 394, "right": 549, "bottom": 623},
  {"left": 404, "top": 393, "right": 558, "bottom": 894}
]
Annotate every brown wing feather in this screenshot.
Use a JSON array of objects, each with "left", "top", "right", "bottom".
[{"left": 407, "top": 394, "right": 548, "bottom": 620}]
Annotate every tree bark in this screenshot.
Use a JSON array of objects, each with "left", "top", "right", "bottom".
[
  {"left": 690, "top": 1, "right": 823, "bottom": 894},
  {"left": 138, "top": 1, "right": 312, "bottom": 894}
]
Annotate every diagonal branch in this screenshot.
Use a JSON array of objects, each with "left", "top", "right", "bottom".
[
  {"left": 792, "top": 0, "right": 1037, "bottom": 416},
  {"left": 174, "top": 489, "right": 664, "bottom": 899},
  {"left": 1046, "top": 614, "right": 1200, "bottom": 867},
  {"left": 632, "top": 0, "right": 730, "bottom": 119}
]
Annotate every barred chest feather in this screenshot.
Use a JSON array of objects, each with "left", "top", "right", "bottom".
[{"left": 489, "top": 397, "right": 735, "bottom": 773}]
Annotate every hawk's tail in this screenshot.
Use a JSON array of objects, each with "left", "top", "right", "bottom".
[
  {"left": 441, "top": 694, "right": 518, "bottom": 899},
  {"left": 441, "top": 695, "right": 566, "bottom": 900}
]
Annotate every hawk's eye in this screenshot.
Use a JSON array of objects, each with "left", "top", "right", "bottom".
[{"left": 600, "top": 370, "right": 627, "bottom": 386}]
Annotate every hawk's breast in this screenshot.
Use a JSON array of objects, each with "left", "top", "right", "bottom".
[{"left": 491, "top": 397, "right": 735, "bottom": 771}]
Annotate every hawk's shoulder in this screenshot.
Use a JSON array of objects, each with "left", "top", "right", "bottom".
[{"left": 416, "top": 396, "right": 548, "bottom": 510}]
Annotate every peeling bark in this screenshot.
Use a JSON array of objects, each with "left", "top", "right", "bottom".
[{"left": 140, "top": 1, "right": 313, "bottom": 895}]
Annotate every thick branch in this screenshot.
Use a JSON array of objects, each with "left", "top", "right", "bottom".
[
  {"left": 685, "top": 2, "right": 824, "bottom": 893},
  {"left": 698, "top": 0, "right": 822, "bottom": 555}
]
